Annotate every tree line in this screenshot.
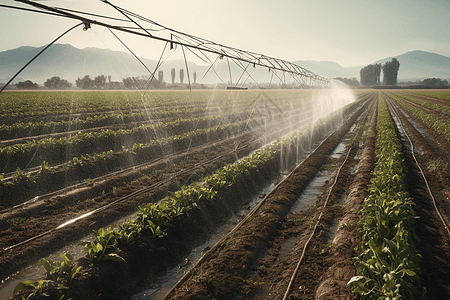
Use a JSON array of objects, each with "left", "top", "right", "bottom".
[
  {"left": 360, "top": 58, "right": 400, "bottom": 86},
  {"left": 360, "top": 63, "right": 381, "bottom": 86},
  {"left": 2, "top": 67, "right": 201, "bottom": 90},
  {"left": 400, "top": 78, "right": 449, "bottom": 87}
]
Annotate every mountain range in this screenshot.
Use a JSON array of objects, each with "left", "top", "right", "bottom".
[{"left": 1, "top": 44, "right": 449, "bottom": 85}]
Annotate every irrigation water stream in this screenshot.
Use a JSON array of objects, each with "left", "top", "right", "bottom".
[
  {"left": 0, "top": 87, "right": 361, "bottom": 300},
  {"left": 0, "top": 116, "right": 353, "bottom": 300}
]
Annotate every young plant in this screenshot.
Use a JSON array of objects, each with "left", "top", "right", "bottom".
[
  {"left": 12, "top": 167, "right": 31, "bottom": 183},
  {"left": 77, "top": 227, "right": 125, "bottom": 262},
  {"left": 38, "top": 253, "right": 82, "bottom": 287},
  {"left": 13, "top": 280, "right": 51, "bottom": 300},
  {"left": 115, "top": 218, "right": 142, "bottom": 246},
  {"left": 38, "top": 160, "right": 53, "bottom": 175},
  {"left": 72, "top": 156, "right": 83, "bottom": 167},
  {"left": 7, "top": 217, "right": 27, "bottom": 227},
  {"left": 348, "top": 95, "right": 425, "bottom": 299}
]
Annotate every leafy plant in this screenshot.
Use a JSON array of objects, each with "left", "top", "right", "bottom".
[
  {"left": 115, "top": 218, "right": 142, "bottom": 246},
  {"left": 12, "top": 167, "right": 31, "bottom": 183},
  {"left": 38, "top": 160, "right": 53, "bottom": 175},
  {"left": 13, "top": 280, "right": 51, "bottom": 300},
  {"left": 348, "top": 94, "right": 426, "bottom": 299},
  {"left": 77, "top": 227, "right": 125, "bottom": 262},
  {"left": 38, "top": 253, "right": 82, "bottom": 287},
  {"left": 72, "top": 157, "right": 83, "bottom": 167},
  {"left": 191, "top": 267, "right": 203, "bottom": 283},
  {"left": 427, "top": 158, "right": 448, "bottom": 172},
  {"left": 7, "top": 217, "right": 27, "bottom": 227},
  {"left": 340, "top": 223, "right": 353, "bottom": 228},
  {"left": 85, "top": 178, "right": 93, "bottom": 186}
]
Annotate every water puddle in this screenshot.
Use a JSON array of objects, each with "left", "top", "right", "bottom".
[
  {"left": 331, "top": 142, "right": 346, "bottom": 158},
  {"left": 276, "top": 234, "right": 300, "bottom": 261},
  {"left": 290, "top": 169, "right": 332, "bottom": 213},
  {"left": 340, "top": 194, "right": 348, "bottom": 205},
  {"left": 391, "top": 109, "right": 420, "bottom": 153},
  {"left": 128, "top": 181, "right": 279, "bottom": 300},
  {"left": 325, "top": 219, "right": 340, "bottom": 244},
  {"left": 0, "top": 210, "right": 142, "bottom": 299},
  {"left": 0, "top": 237, "right": 90, "bottom": 299}
]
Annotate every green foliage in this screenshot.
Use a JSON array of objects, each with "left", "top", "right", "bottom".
[
  {"left": 360, "top": 63, "right": 381, "bottom": 86},
  {"left": 77, "top": 227, "right": 125, "bottom": 262},
  {"left": 382, "top": 58, "right": 400, "bottom": 86},
  {"left": 427, "top": 158, "right": 448, "bottom": 172},
  {"left": 13, "top": 280, "right": 51, "bottom": 300},
  {"left": 38, "top": 253, "right": 82, "bottom": 287},
  {"left": 7, "top": 217, "right": 27, "bottom": 227},
  {"left": 389, "top": 92, "right": 450, "bottom": 142},
  {"left": 115, "top": 218, "right": 142, "bottom": 246},
  {"left": 38, "top": 160, "right": 53, "bottom": 175},
  {"left": 12, "top": 167, "right": 31, "bottom": 183},
  {"left": 348, "top": 94, "right": 426, "bottom": 299},
  {"left": 72, "top": 156, "right": 82, "bottom": 166},
  {"left": 191, "top": 267, "right": 202, "bottom": 283},
  {"left": 44, "top": 76, "right": 72, "bottom": 89}
]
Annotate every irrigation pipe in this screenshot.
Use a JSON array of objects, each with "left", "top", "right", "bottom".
[
  {"left": 282, "top": 96, "right": 373, "bottom": 300},
  {"left": 161, "top": 94, "right": 372, "bottom": 300},
  {"left": 385, "top": 96, "right": 450, "bottom": 240}
]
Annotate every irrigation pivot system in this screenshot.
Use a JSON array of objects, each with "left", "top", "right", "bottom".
[{"left": 1, "top": 0, "right": 330, "bottom": 92}]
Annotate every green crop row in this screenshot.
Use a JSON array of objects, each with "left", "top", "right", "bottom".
[
  {"left": 0, "top": 114, "right": 231, "bottom": 157},
  {"left": 389, "top": 92, "right": 450, "bottom": 116},
  {"left": 389, "top": 93, "right": 450, "bottom": 141},
  {"left": 0, "top": 106, "right": 209, "bottom": 139},
  {"left": 0, "top": 91, "right": 210, "bottom": 119},
  {"left": 12, "top": 133, "right": 281, "bottom": 299},
  {"left": 415, "top": 91, "right": 450, "bottom": 102},
  {"left": 0, "top": 90, "right": 312, "bottom": 120},
  {"left": 0, "top": 117, "right": 259, "bottom": 189},
  {"left": 348, "top": 93, "right": 426, "bottom": 299}
]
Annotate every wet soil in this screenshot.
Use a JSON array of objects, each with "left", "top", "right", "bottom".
[
  {"left": 3, "top": 93, "right": 377, "bottom": 300},
  {"left": 7, "top": 90, "right": 450, "bottom": 300},
  {"left": 162, "top": 95, "right": 375, "bottom": 300},
  {"left": 0, "top": 132, "right": 265, "bottom": 281},
  {"left": 160, "top": 91, "right": 450, "bottom": 300}
]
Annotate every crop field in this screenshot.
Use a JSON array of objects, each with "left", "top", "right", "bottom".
[{"left": 1, "top": 89, "right": 450, "bottom": 300}]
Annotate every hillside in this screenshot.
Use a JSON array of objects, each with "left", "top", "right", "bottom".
[
  {"left": 1, "top": 44, "right": 449, "bottom": 85},
  {"left": 373, "top": 50, "right": 450, "bottom": 81}
]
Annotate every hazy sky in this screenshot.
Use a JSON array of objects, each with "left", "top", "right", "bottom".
[{"left": 1, "top": 0, "right": 450, "bottom": 67}]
